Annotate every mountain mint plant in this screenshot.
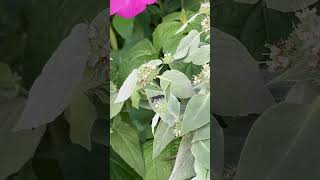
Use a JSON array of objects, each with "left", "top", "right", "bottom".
[{"left": 111, "top": 1, "right": 210, "bottom": 179}]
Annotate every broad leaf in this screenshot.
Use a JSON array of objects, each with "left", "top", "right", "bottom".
[
  {"left": 0, "top": 98, "right": 45, "bottom": 180},
  {"left": 236, "top": 98, "right": 320, "bottom": 180},
  {"left": 169, "top": 133, "right": 195, "bottom": 180},
  {"left": 181, "top": 94, "right": 210, "bottom": 135},
  {"left": 144, "top": 140, "right": 178, "bottom": 180},
  {"left": 115, "top": 69, "right": 138, "bottom": 103},
  {"left": 110, "top": 116, "right": 145, "bottom": 177},
  {"left": 112, "top": 15, "right": 134, "bottom": 39},
  {"left": 14, "top": 23, "right": 89, "bottom": 130},
  {"left": 153, "top": 121, "right": 176, "bottom": 159},
  {"left": 212, "top": 28, "right": 275, "bottom": 116},
  {"left": 191, "top": 139, "right": 210, "bottom": 169},
  {"left": 160, "top": 70, "right": 195, "bottom": 99},
  {"left": 65, "top": 90, "right": 97, "bottom": 150},
  {"left": 174, "top": 30, "right": 200, "bottom": 60}
]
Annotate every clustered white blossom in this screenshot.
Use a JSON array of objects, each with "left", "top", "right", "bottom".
[
  {"left": 173, "top": 117, "right": 182, "bottom": 137},
  {"left": 199, "top": 1, "right": 210, "bottom": 15},
  {"left": 193, "top": 64, "right": 210, "bottom": 85},
  {"left": 161, "top": 53, "right": 174, "bottom": 64},
  {"left": 266, "top": 8, "right": 320, "bottom": 73},
  {"left": 201, "top": 15, "right": 210, "bottom": 33},
  {"left": 137, "top": 63, "right": 159, "bottom": 87}
]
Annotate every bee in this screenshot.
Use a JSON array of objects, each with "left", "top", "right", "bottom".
[{"left": 149, "top": 95, "right": 165, "bottom": 103}]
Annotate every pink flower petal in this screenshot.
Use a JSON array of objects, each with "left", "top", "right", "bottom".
[
  {"left": 140, "top": 0, "right": 157, "bottom": 5},
  {"left": 110, "top": 0, "right": 127, "bottom": 15},
  {"left": 116, "top": 0, "right": 147, "bottom": 19}
]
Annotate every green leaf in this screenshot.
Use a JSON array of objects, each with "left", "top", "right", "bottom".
[
  {"left": 212, "top": 28, "right": 275, "bottom": 116},
  {"left": 192, "top": 124, "right": 210, "bottom": 143},
  {"left": 0, "top": 62, "right": 19, "bottom": 102},
  {"left": 153, "top": 121, "right": 176, "bottom": 159},
  {"left": 144, "top": 140, "right": 178, "bottom": 180},
  {"left": 184, "top": 45, "right": 210, "bottom": 65},
  {"left": 191, "top": 139, "right": 210, "bottom": 169},
  {"left": 14, "top": 24, "right": 89, "bottom": 130},
  {"left": 212, "top": 116, "right": 224, "bottom": 179},
  {"left": 131, "top": 90, "right": 141, "bottom": 109},
  {"left": 192, "top": 160, "right": 210, "bottom": 180},
  {"left": 285, "top": 82, "right": 319, "bottom": 104},
  {"left": 169, "top": 133, "right": 195, "bottom": 180},
  {"left": 110, "top": 148, "right": 142, "bottom": 180},
  {"left": 160, "top": 70, "right": 195, "bottom": 98},
  {"left": 266, "top": 0, "right": 318, "bottom": 12},
  {"left": 236, "top": 98, "right": 320, "bottom": 180},
  {"left": 22, "top": 1, "right": 105, "bottom": 86},
  {"left": 110, "top": 92, "right": 124, "bottom": 119},
  {"left": 160, "top": 94, "right": 181, "bottom": 127},
  {"left": 234, "top": 0, "right": 259, "bottom": 4},
  {"left": 152, "top": 22, "right": 185, "bottom": 53},
  {"left": 117, "top": 39, "right": 158, "bottom": 84},
  {"left": 0, "top": 98, "right": 45, "bottom": 180},
  {"left": 111, "top": 116, "right": 145, "bottom": 177},
  {"left": 181, "top": 94, "right": 210, "bottom": 135},
  {"left": 170, "top": 62, "right": 201, "bottom": 79},
  {"left": 60, "top": 143, "right": 108, "bottom": 180},
  {"left": 112, "top": 15, "right": 134, "bottom": 39},
  {"left": 115, "top": 69, "right": 138, "bottom": 103},
  {"left": 65, "top": 90, "right": 97, "bottom": 150},
  {"left": 173, "top": 30, "right": 200, "bottom": 60},
  {"left": 12, "top": 163, "right": 37, "bottom": 180}
]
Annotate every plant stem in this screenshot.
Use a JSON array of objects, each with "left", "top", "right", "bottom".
[
  {"left": 158, "top": 0, "right": 166, "bottom": 15},
  {"left": 181, "top": 0, "right": 185, "bottom": 9},
  {"left": 110, "top": 26, "right": 118, "bottom": 51}
]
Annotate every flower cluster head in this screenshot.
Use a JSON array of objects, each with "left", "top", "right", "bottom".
[
  {"left": 173, "top": 116, "right": 182, "bottom": 137},
  {"left": 199, "top": 1, "right": 210, "bottom": 15},
  {"left": 137, "top": 62, "right": 159, "bottom": 87},
  {"left": 193, "top": 64, "right": 210, "bottom": 85},
  {"left": 110, "top": 0, "right": 157, "bottom": 19},
  {"left": 201, "top": 15, "right": 210, "bottom": 33},
  {"left": 266, "top": 8, "right": 320, "bottom": 72},
  {"left": 161, "top": 53, "right": 174, "bottom": 64}
]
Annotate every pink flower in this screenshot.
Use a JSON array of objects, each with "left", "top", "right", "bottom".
[{"left": 110, "top": 0, "right": 157, "bottom": 19}]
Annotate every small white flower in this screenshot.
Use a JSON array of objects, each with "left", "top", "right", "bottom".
[{"left": 201, "top": 15, "right": 210, "bottom": 33}]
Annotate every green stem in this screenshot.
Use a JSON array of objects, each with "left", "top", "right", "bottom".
[
  {"left": 158, "top": 0, "right": 166, "bottom": 15},
  {"left": 181, "top": 0, "right": 185, "bottom": 9},
  {"left": 110, "top": 26, "right": 118, "bottom": 51}
]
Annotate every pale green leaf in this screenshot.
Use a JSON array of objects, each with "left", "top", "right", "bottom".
[
  {"left": 153, "top": 121, "right": 176, "bottom": 159},
  {"left": 181, "top": 94, "right": 210, "bottom": 135},
  {"left": 111, "top": 116, "right": 145, "bottom": 177},
  {"left": 160, "top": 70, "right": 195, "bottom": 98},
  {"left": 191, "top": 139, "right": 210, "bottom": 169},
  {"left": 115, "top": 69, "right": 138, "bottom": 103},
  {"left": 66, "top": 90, "right": 97, "bottom": 150},
  {"left": 174, "top": 30, "right": 201, "bottom": 60},
  {"left": 14, "top": 23, "right": 89, "bottom": 130},
  {"left": 169, "top": 133, "right": 195, "bottom": 180},
  {"left": 0, "top": 98, "right": 45, "bottom": 180}
]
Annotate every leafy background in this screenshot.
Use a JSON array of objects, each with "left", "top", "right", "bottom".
[
  {"left": 213, "top": 0, "right": 320, "bottom": 179},
  {"left": 0, "top": 0, "right": 107, "bottom": 179}
]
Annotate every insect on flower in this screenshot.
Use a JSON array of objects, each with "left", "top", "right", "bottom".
[{"left": 149, "top": 94, "right": 165, "bottom": 103}]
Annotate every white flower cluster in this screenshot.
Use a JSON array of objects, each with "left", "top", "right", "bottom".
[
  {"left": 137, "top": 63, "right": 158, "bottom": 87},
  {"left": 173, "top": 117, "right": 182, "bottom": 137},
  {"left": 193, "top": 64, "right": 210, "bottom": 85},
  {"left": 161, "top": 53, "right": 174, "bottom": 64},
  {"left": 201, "top": 15, "right": 210, "bottom": 33},
  {"left": 267, "top": 8, "right": 320, "bottom": 72},
  {"left": 199, "top": 1, "right": 210, "bottom": 15}
]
